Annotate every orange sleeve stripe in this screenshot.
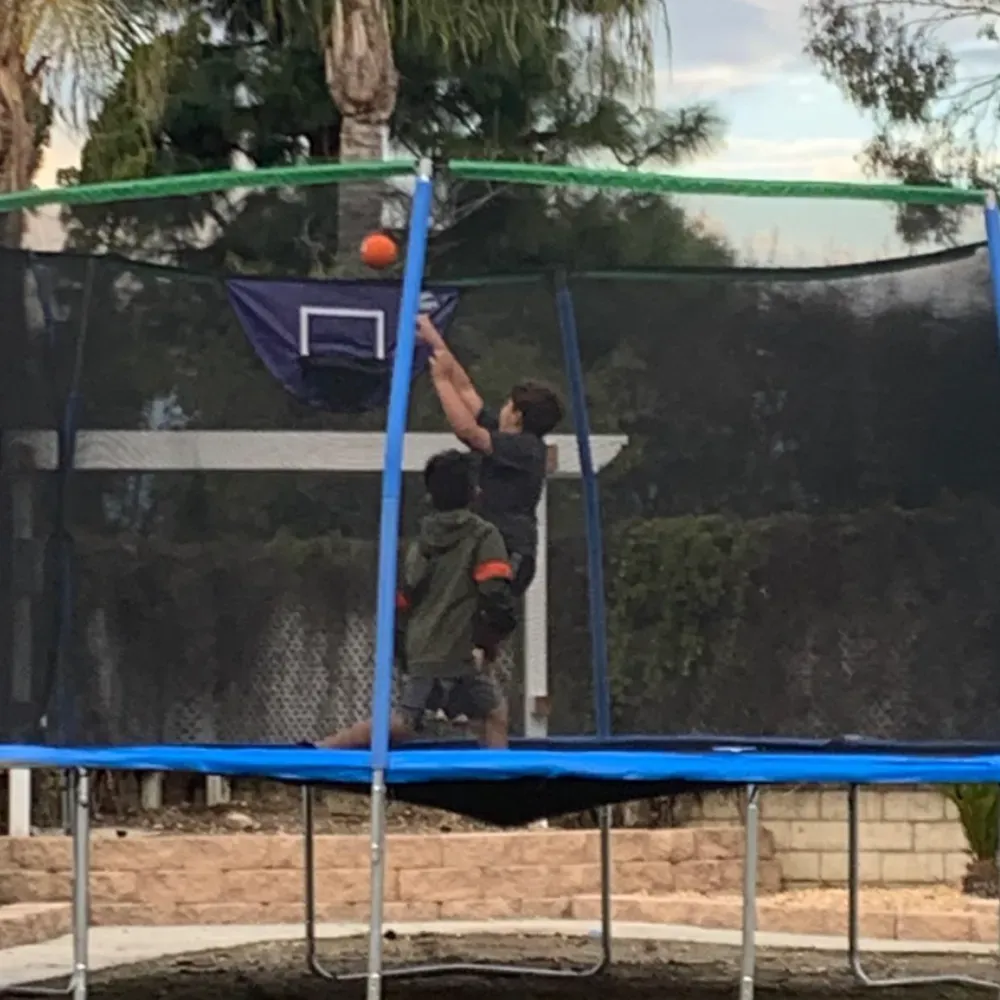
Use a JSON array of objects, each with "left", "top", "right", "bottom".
[
  {"left": 473, "top": 559, "right": 513, "bottom": 583},
  {"left": 396, "top": 591, "right": 410, "bottom": 611}
]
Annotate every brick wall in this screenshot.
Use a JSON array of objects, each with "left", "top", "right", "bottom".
[
  {"left": 683, "top": 786, "right": 969, "bottom": 886},
  {"left": 0, "top": 828, "right": 781, "bottom": 927},
  {"left": 2, "top": 823, "right": 994, "bottom": 946}
]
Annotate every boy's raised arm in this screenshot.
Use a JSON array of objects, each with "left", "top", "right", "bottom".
[
  {"left": 418, "top": 315, "right": 484, "bottom": 417},
  {"left": 429, "top": 356, "right": 493, "bottom": 454}
]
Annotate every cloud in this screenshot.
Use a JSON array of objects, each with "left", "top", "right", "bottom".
[
  {"left": 660, "top": 0, "right": 803, "bottom": 69},
  {"left": 656, "top": 58, "right": 814, "bottom": 104},
  {"left": 691, "top": 137, "right": 866, "bottom": 181},
  {"left": 652, "top": 0, "right": 828, "bottom": 114}
]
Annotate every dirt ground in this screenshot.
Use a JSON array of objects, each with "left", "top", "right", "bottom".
[
  {"left": 88, "top": 784, "right": 489, "bottom": 835},
  {"left": 56, "top": 935, "right": 1000, "bottom": 1000}
]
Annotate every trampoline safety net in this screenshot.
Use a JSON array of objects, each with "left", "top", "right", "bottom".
[{"left": 2, "top": 164, "right": 1000, "bottom": 746}]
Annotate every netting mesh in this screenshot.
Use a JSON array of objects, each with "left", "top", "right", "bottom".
[
  {"left": 59, "top": 466, "right": 524, "bottom": 745},
  {"left": 555, "top": 247, "right": 1000, "bottom": 741},
  {"left": 70, "top": 477, "right": 373, "bottom": 744},
  {"left": 2, "top": 176, "right": 1000, "bottom": 745}
]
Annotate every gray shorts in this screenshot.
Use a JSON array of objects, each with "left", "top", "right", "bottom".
[{"left": 399, "top": 674, "right": 502, "bottom": 730}]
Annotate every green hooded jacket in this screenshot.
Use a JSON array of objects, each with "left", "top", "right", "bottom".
[{"left": 398, "top": 509, "right": 516, "bottom": 678}]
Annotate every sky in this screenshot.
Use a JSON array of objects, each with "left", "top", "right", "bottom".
[
  {"left": 25, "top": 0, "right": 989, "bottom": 262},
  {"left": 657, "top": 0, "right": 862, "bottom": 181},
  {"left": 649, "top": 0, "right": 985, "bottom": 262}
]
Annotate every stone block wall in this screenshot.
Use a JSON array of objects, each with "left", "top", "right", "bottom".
[
  {"left": 0, "top": 828, "right": 780, "bottom": 927},
  {"left": 683, "top": 785, "right": 970, "bottom": 886}
]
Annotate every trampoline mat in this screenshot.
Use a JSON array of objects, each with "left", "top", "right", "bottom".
[{"left": 4, "top": 736, "right": 1000, "bottom": 825}]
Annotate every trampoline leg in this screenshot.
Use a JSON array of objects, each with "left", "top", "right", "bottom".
[
  {"left": 70, "top": 770, "right": 90, "bottom": 1000},
  {"left": 61, "top": 770, "right": 72, "bottom": 836},
  {"left": 597, "top": 805, "right": 613, "bottom": 969},
  {"left": 1, "top": 770, "right": 90, "bottom": 999},
  {"left": 738, "top": 785, "right": 759, "bottom": 1000},
  {"left": 302, "top": 785, "right": 324, "bottom": 977},
  {"left": 847, "top": 784, "right": 863, "bottom": 981},
  {"left": 365, "top": 769, "right": 389, "bottom": 1000},
  {"left": 847, "top": 782, "right": 999, "bottom": 991}
]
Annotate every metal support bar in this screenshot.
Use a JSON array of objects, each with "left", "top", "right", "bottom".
[
  {"left": 302, "top": 784, "right": 612, "bottom": 981},
  {"left": 2, "top": 769, "right": 91, "bottom": 1000},
  {"left": 70, "top": 771, "right": 90, "bottom": 1000},
  {"left": 847, "top": 782, "right": 1000, "bottom": 991},
  {"left": 738, "top": 784, "right": 760, "bottom": 1000}
]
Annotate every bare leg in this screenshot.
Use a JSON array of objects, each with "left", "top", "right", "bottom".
[
  {"left": 481, "top": 700, "right": 509, "bottom": 749},
  {"left": 316, "top": 713, "right": 414, "bottom": 749}
]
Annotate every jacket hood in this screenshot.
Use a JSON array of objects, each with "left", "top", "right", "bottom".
[{"left": 417, "top": 509, "right": 484, "bottom": 555}]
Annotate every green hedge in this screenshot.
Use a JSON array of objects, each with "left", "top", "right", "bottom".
[
  {"left": 65, "top": 496, "right": 1000, "bottom": 741},
  {"left": 552, "top": 497, "right": 1000, "bottom": 737}
]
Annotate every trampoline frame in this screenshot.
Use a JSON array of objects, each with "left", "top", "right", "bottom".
[
  {"left": 4, "top": 769, "right": 1000, "bottom": 1000},
  {"left": 737, "top": 780, "right": 1000, "bottom": 1000},
  {"left": 302, "top": 786, "right": 613, "bottom": 981},
  {"left": 844, "top": 783, "right": 1000, "bottom": 993}
]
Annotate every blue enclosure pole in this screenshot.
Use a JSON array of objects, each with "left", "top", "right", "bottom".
[
  {"left": 554, "top": 276, "right": 612, "bottom": 737},
  {"left": 366, "top": 158, "right": 435, "bottom": 1000},
  {"left": 985, "top": 191, "right": 1000, "bottom": 353},
  {"left": 555, "top": 274, "right": 614, "bottom": 969}
]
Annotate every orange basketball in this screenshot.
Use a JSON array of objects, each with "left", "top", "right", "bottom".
[{"left": 360, "top": 232, "right": 398, "bottom": 270}]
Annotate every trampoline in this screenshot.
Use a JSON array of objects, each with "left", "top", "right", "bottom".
[{"left": 3, "top": 159, "right": 1000, "bottom": 1000}]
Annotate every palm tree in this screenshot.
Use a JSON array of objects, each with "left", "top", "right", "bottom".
[
  {"left": 317, "top": 0, "right": 663, "bottom": 157},
  {"left": 266, "top": 0, "right": 667, "bottom": 250},
  {"left": 0, "top": 0, "right": 168, "bottom": 245}
]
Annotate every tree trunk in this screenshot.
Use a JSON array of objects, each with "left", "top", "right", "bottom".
[
  {"left": 325, "top": 0, "right": 398, "bottom": 263},
  {"left": 0, "top": 34, "right": 46, "bottom": 430},
  {"left": 0, "top": 25, "right": 48, "bottom": 250},
  {"left": 0, "top": 56, "right": 33, "bottom": 248},
  {"left": 337, "top": 114, "right": 390, "bottom": 262},
  {"left": 963, "top": 858, "right": 998, "bottom": 899}
]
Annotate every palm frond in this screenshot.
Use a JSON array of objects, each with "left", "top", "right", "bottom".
[
  {"left": 18, "top": 0, "right": 181, "bottom": 126},
  {"left": 567, "top": 0, "right": 667, "bottom": 103},
  {"left": 261, "top": 0, "right": 668, "bottom": 103}
]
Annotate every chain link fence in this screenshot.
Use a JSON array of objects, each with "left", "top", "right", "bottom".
[{"left": 71, "top": 573, "right": 521, "bottom": 745}]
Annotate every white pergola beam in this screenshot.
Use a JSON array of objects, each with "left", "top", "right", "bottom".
[{"left": 4, "top": 430, "right": 627, "bottom": 476}]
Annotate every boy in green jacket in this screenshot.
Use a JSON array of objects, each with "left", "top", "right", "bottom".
[{"left": 317, "top": 449, "right": 517, "bottom": 750}]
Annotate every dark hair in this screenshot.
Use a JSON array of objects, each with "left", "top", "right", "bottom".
[
  {"left": 424, "top": 449, "right": 475, "bottom": 511},
  {"left": 510, "top": 380, "right": 564, "bottom": 437}
]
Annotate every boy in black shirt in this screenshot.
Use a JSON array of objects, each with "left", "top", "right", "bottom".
[{"left": 418, "top": 316, "right": 563, "bottom": 598}]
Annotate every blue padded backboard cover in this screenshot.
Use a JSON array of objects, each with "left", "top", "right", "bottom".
[{"left": 228, "top": 278, "right": 460, "bottom": 412}]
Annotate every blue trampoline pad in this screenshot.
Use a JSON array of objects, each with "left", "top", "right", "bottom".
[{"left": 3, "top": 740, "right": 1000, "bottom": 826}]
